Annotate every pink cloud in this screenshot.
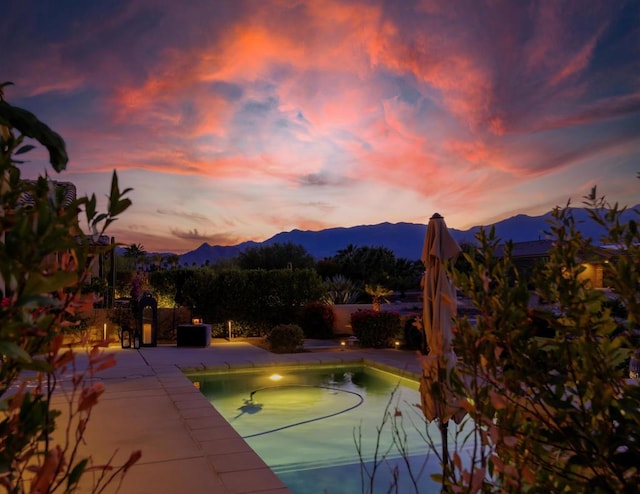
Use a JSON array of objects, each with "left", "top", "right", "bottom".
[
  {"left": 4, "top": 0, "right": 638, "bottom": 252},
  {"left": 547, "top": 29, "right": 602, "bottom": 87}
]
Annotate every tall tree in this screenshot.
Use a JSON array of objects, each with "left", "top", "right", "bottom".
[
  {"left": 164, "top": 253, "right": 180, "bottom": 269},
  {"left": 333, "top": 245, "right": 396, "bottom": 286},
  {"left": 237, "top": 242, "right": 315, "bottom": 270},
  {"left": 123, "top": 243, "right": 147, "bottom": 270}
]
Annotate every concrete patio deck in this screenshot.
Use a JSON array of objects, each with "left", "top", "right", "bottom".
[{"left": 62, "top": 340, "right": 423, "bottom": 494}]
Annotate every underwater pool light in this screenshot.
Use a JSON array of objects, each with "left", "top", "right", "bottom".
[{"left": 269, "top": 373, "right": 283, "bottom": 381}]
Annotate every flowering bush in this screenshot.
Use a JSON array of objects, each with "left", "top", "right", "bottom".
[
  {"left": 350, "top": 309, "right": 401, "bottom": 348},
  {"left": 297, "top": 301, "right": 335, "bottom": 339}
]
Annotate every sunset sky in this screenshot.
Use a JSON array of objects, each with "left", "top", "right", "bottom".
[{"left": 3, "top": 0, "right": 640, "bottom": 253}]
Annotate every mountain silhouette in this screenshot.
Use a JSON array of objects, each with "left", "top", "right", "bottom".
[{"left": 178, "top": 206, "right": 639, "bottom": 265}]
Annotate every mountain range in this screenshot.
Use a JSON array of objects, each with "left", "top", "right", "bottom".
[{"left": 179, "top": 206, "right": 639, "bottom": 266}]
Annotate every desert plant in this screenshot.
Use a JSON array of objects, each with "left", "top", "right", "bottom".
[
  {"left": 322, "top": 274, "right": 361, "bottom": 304},
  {"left": 365, "top": 284, "right": 394, "bottom": 312},
  {"left": 0, "top": 82, "right": 140, "bottom": 492},
  {"left": 266, "top": 324, "right": 304, "bottom": 353},
  {"left": 297, "top": 301, "right": 335, "bottom": 339},
  {"left": 351, "top": 309, "right": 401, "bottom": 348}
]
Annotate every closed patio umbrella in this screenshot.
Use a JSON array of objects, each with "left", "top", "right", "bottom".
[{"left": 418, "top": 213, "right": 466, "bottom": 488}]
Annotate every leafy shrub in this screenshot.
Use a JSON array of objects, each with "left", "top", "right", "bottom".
[
  {"left": 402, "top": 316, "right": 422, "bottom": 350},
  {"left": 443, "top": 195, "right": 640, "bottom": 493},
  {"left": 350, "top": 310, "right": 401, "bottom": 348},
  {"left": 0, "top": 83, "right": 140, "bottom": 492},
  {"left": 603, "top": 296, "right": 629, "bottom": 319},
  {"left": 322, "top": 274, "right": 361, "bottom": 304},
  {"left": 266, "top": 324, "right": 304, "bottom": 353},
  {"left": 298, "top": 301, "right": 335, "bottom": 339}
]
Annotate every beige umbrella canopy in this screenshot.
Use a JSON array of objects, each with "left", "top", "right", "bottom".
[{"left": 419, "top": 213, "right": 465, "bottom": 424}]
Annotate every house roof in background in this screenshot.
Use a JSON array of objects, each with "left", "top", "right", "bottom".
[{"left": 496, "top": 240, "right": 555, "bottom": 259}]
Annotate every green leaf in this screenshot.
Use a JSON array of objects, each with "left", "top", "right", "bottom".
[
  {"left": 23, "top": 271, "right": 78, "bottom": 295},
  {"left": 84, "top": 193, "right": 97, "bottom": 222},
  {"left": 0, "top": 100, "right": 68, "bottom": 171},
  {"left": 107, "top": 171, "right": 133, "bottom": 217},
  {"left": 110, "top": 197, "right": 132, "bottom": 217},
  {"left": 21, "top": 359, "right": 53, "bottom": 373},
  {"left": 67, "top": 458, "right": 89, "bottom": 490},
  {"left": 92, "top": 212, "right": 108, "bottom": 226},
  {"left": 15, "top": 144, "right": 35, "bottom": 155},
  {"left": 0, "top": 341, "right": 32, "bottom": 362}
]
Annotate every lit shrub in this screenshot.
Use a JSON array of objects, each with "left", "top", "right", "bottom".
[
  {"left": 298, "top": 301, "right": 335, "bottom": 339},
  {"left": 266, "top": 324, "right": 304, "bottom": 353},
  {"left": 350, "top": 310, "right": 401, "bottom": 348},
  {"left": 210, "top": 320, "right": 268, "bottom": 338}
]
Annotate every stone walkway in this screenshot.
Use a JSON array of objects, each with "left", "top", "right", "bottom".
[{"left": 62, "top": 340, "right": 422, "bottom": 494}]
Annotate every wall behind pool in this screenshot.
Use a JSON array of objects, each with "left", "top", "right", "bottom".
[{"left": 332, "top": 303, "right": 421, "bottom": 336}]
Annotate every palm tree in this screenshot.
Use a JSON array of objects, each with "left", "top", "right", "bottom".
[
  {"left": 164, "top": 254, "right": 180, "bottom": 269},
  {"left": 365, "top": 284, "right": 394, "bottom": 312},
  {"left": 123, "top": 243, "right": 147, "bottom": 271}
]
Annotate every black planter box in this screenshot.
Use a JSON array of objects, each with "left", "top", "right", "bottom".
[{"left": 177, "top": 324, "right": 211, "bottom": 347}]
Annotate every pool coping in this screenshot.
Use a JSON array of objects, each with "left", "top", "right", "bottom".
[{"left": 180, "top": 357, "right": 421, "bottom": 382}]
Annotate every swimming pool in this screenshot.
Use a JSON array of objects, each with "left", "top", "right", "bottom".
[{"left": 187, "top": 364, "right": 446, "bottom": 493}]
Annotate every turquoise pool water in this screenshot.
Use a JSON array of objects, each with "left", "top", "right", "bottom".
[{"left": 188, "top": 364, "right": 447, "bottom": 493}]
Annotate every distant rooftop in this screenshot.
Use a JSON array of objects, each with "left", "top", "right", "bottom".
[{"left": 495, "top": 239, "right": 555, "bottom": 258}]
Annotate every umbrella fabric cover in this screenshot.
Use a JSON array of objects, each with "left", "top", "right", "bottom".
[
  {"left": 419, "top": 354, "right": 467, "bottom": 424},
  {"left": 419, "top": 213, "right": 465, "bottom": 424}
]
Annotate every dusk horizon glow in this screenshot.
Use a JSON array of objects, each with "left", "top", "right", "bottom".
[{"left": 3, "top": 0, "right": 640, "bottom": 253}]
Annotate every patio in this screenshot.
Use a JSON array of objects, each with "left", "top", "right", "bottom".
[{"left": 63, "top": 340, "right": 422, "bottom": 494}]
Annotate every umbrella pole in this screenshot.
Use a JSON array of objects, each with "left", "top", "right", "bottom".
[
  {"left": 437, "top": 360, "right": 451, "bottom": 492},
  {"left": 440, "top": 419, "right": 449, "bottom": 492}
]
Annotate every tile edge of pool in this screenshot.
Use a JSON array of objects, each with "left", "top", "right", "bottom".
[{"left": 180, "top": 358, "right": 421, "bottom": 383}]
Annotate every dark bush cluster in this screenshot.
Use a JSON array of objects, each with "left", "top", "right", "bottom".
[
  {"left": 177, "top": 268, "right": 325, "bottom": 326},
  {"left": 603, "top": 296, "right": 629, "bottom": 320},
  {"left": 266, "top": 324, "right": 304, "bottom": 353},
  {"left": 297, "top": 301, "right": 335, "bottom": 339},
  {"left": 402, "top": 316, "right": 422, "bottom": 350},
  {"left": 350, "top": 310, "right": 401, "bottom": 348}
]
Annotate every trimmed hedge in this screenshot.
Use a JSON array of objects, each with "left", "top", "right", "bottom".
[
  {"left": 351, "top": 309, "right": 401, "bottom": 348},
  {"left": 179, "top": 268, "right": 325, "bottom": 327}
]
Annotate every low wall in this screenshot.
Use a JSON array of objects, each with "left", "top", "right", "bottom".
[{"left": 332, "top": 304, "right": 371, "bottom": 335}]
